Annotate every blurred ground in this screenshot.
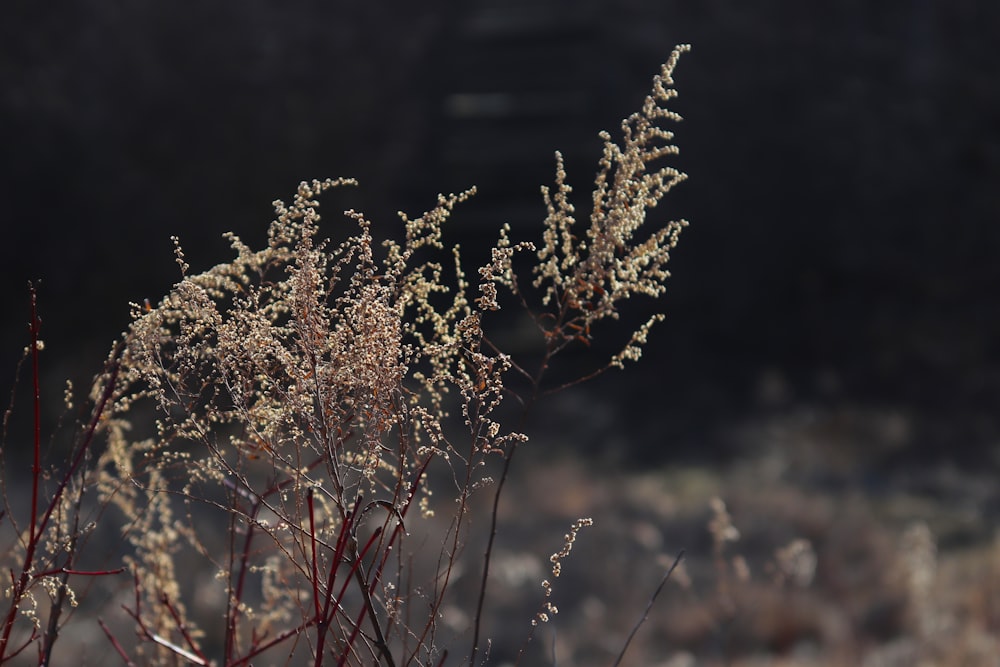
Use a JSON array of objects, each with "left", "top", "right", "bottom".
[
  {"left": 6, "top": 397, "right": 996, "bottom": 666},
  {"left": 469, "top": 399, "right": 1000, "bottom": 666}
]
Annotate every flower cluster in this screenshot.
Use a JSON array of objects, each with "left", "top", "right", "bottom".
[
  {"left": 523, "top": 44, "right": 691, "bottom": 367},
  {"left": 80, "top": 45, "right": 691, "bottom": 665}
]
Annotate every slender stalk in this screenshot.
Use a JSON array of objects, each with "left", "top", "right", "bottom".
[
  {"left": 469, "top": 341, "right": 555, "bottom": 667},
  {"left": 611, "top": 550, "right": 685, "bottom": 667},
  {"left": 28, "top": 287, "right": 41, "bottom": 555},
  {"left": 1, "top": 288, "right": 121, "bottom": 660},
  {"left": 161, "top": 594, "right": 209, "bottom": 664},
  {"left": 98, "top": 619, "right": 136, "bottom": 666},
  {"left": 0, "top": 289, "right": 43, "bottom": 660},
  {"left": 309, "top": 490, "right": 326, "bottom": 667}
]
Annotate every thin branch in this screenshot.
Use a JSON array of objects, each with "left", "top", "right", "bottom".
[
  {"left": 98, "top": 618, "right": 136, "bottom": 667},
  {"left": 611, "top": 550, "right": 685, "bottom": 667}
]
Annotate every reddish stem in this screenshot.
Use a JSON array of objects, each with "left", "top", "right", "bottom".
[
  {"left": 0, "top": 288, "right": 48, "bottom": 660},
  {"left": 333, "top": 526, "right": 383, "bottom": 661},
  {"left": 308, "top": 490, "right": 322, "bottom": 622},
  {"left": 367, "top": 457, "right": 430, "bottom": 597},
  {"left": 160, "top": 593, "right": 209, "bottom": 663},
  {"left": 98, "top": 618, "right": 136, "bottom": 666},
  {"left": 33, "top": 567, "right": 126, "bottom": 578},
  {"left": 224, "top": 491, "right": 259, "bottom": 663},
  {"left": 230, "top": 525, "right": 383, "bottom": 667},
  {"left": 308, "top": 489, "right": 327, "bottom": 667},
  {"left": 29, "top": 288, "right": 41, "bottom": 548}
]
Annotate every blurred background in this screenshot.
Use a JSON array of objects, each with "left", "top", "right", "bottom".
[{"left": 1, "top": 1, "right": 999, "bottom": 663}]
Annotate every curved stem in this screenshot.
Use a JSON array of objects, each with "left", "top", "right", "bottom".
[{"left": 469, "top": 340, "right": 556, "bottom": 667}]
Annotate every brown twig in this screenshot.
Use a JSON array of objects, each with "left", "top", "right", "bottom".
[{"left": 611, "top": 550, "right": 685, "bottom": 667}]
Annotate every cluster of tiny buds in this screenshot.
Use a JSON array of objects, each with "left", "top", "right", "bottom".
[
  {"left": 549, "top": 517, "right": 594, "bottom": 578},
  {"left": 532, "top": 518, "right": 593, "bottom": 625}
]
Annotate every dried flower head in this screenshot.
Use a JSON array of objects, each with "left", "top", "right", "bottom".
[{"left": 527, "top": 44, "right": 690, "bottom": 367}]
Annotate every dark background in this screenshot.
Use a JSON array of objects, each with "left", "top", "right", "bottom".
[{"left": 2, "top": 0, "right": 998, "bottom": 468}]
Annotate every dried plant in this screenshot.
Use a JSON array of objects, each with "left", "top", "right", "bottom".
[
  {"left": 2, "top": 44, "right": 692, "bottom": 666},
  {"left": 0, "top": 288, "right": 125, "bottom": 665}
]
